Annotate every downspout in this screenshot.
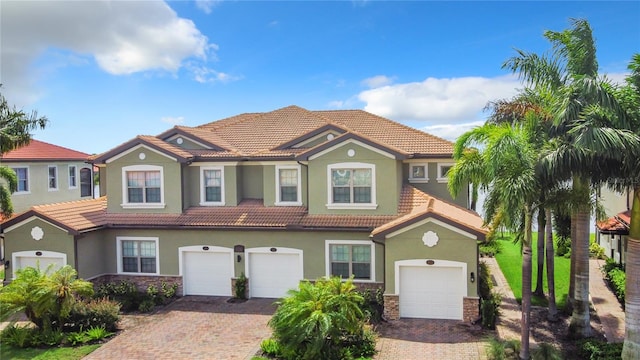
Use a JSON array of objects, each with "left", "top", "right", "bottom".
[
  {"left": 370, "top": 235, "right": 385, "bottom": 291},
  {"left": 296, "top": 161, "right": 309, "bottom": 206},
  {"left": 73, "top": 235, "right": 79, "bottom": 272}
]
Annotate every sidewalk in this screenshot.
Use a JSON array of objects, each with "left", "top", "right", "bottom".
[{"left": 483, "top": 257, "right": 625, "bottom": 344}]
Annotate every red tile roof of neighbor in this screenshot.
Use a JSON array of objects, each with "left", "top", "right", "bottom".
[
  {"left": 597, "top": 210, "right": 631, "bottom": 234},
  {"left": 1, "top": 139, "right": 91, "bottom": 162},
  {"left": 0, "top": 186, "right": 487, "bottom": 239},
  {"left": 90, "top": 106, "right": 455, "bottom": 162}
]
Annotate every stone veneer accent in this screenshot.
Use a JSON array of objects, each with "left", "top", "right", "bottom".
[
  {"left": 90, "top": 274, "right": 183, "bottom": 295},
  {"left": 383, "top": 294, "right": 480, "bottom": 322},
  {"left": 463, "top": 296, "right": 480, "bottom": 323}
]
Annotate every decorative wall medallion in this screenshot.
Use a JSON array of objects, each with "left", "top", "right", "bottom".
[
  {"left": 347, "top": 149, "right": 355, "bottom": 157},
  {"left": 139, "top": 152, "right": 146, "bottom": 160},
  {"left": 327, "top": 134, "right": 335, "bottom": 141},
  {"left": 31, "top": 226, "right": 44, "bottom": 241},
  {"left": 176, "top": 137, "right": 184, "bottom": 144},
  {"left": 422, "top": 231, "right": 439, "bottom": 247}
]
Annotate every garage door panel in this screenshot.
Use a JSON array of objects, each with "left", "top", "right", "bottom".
[
  {"left": 17, "top": 257, "right": 64, "bottom": 272},
  {"left": 182, "top": 250, "right": 232, "bottom": 296},
  {"left": 248, "top": 251, "right": 302, "bottom": 299},
  {"left": 399, "top": 265, "right": 464, "bottom": 320}
]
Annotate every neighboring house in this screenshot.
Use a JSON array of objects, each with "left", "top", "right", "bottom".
[
  {"left": 0, "top": 106, "right": 486, "bottom": 321},
  {"left": 596, "top": 187, "right": 634, "bottom": 264},
  {"left": 0, "top": 139, "right": 94, "bottom": 214}
]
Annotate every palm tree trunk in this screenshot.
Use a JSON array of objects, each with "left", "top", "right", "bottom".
[
  {"left": 567, "top": 210, "right": 577, "bottom": 313},
  {"left": 534, "top": 211, "right": 546, "bottom": 296},
  {"left": 622, "top": 188, "right": 640, "bottom": 360},
  {"left": 520, "top": 207, "right": 533, "bottom": 360},
  {"left": 569, "top": 177, "right": 592, "bottom": 338},
  {"left": 545, "top": 207, "right": 558, "bottom": 321}
]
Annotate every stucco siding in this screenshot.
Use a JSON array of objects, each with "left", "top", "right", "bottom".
[
  {"left": 3, "top": 218, "right": 75, "bottom": 279},
  {"left": 77, "top": 231, "right": 111, "bottom": 279},
  {"left": 384, "top": 222, "right": 478, "bottom": 297},
  {"left": 403, "top": 162, "right": 469, "bottom": 208},
  {"left": 241, "top": 165, "right": 264, "bottom": 200}
]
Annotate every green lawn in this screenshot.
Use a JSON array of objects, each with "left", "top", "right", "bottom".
[
  {"left": 0, "top": 344, "right": 100, "bottom": 360},
  {"left": 493, "top": 234, "right": 570, "bottom": 308}
]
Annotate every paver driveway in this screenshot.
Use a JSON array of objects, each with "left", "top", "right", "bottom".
[{"left": 84, "top": 296, "right": 276, "bottom": 360}]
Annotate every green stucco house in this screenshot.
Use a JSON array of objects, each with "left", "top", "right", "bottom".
[{"left": 1, "top": 106, "right": 486, "bottom": 321}]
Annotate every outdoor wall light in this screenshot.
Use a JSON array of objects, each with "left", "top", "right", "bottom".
[
  {"left": 237, "top": 255, "right": 242, "bottom": 263},
  {"left": 470, "top": 272, "right": 475, "bottom": 283},
  {"left": 3, "top": 260, "right": 9, "bottom": 269}
]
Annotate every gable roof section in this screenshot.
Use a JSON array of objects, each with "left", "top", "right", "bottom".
[
  {"left": 296, "top": 131, "right": 409, "bottom": 161},
  {"left": 274, "top": 123, "right": 349, "bottom": 150},
  {"left": 1, "top": 197, "right": 107, "bottom": 235},
  {"left": 1, "top": 139, "right": 90, "bottom": 162},
  {"left": 371, "top": 186, "right": 486, "bottom": 241},
  {"left": 157, "top": 126, "right": 235, "bottom": 152},
  {"left": 91, "top": 136, "right": 194, "bottom": 164},
  {"left": 596, "top": 210, "right": 631, "bottom": 234}
]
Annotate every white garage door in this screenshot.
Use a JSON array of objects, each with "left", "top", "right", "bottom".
[
  {"left": 398, "top": 261, "right": 465, "bottom": 320},
  {"left": 12, "top": 251, "right": 66, "bottom": 276},
  {"left": 180, "top": 246, "right": 233, "bottom": 296},
  {"left": 247, "top": 248, "right": 302, "bottom": 298}
]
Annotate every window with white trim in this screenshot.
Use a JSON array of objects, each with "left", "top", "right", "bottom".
[
  {"left": 276, "top": 165, "right": 301, "bottom": 205},
  {"left": 437, "top": 163, "right": 454, "bottom": 183},
  {"left": 48, "top": 165, "right": 58, "bottom": 190},
  {"left": 117, "top": 237, "right": 159, "bottom": 274},
  {"left": 80, "top": 168, "right": 92, "bottom": 197},
  {"left": 121, "top": 165, "right": 164, "bottom": 208},
  {"left": 68, "top": 165, "right": 77, "bottom": 188},
  {"left": 326, "top": 240, "right": 375, "bottom": 281},
  {"left": 11, "top": 167, "right": 29, "bottom": 193},
  {"left": 409, "top": 164, "right": 428, "bottom": 183},
  {"left": 327, "top": 163, "right": 376, "bottom": 209},
  {"left": 200, "top": 167, "right": 225, "bottom": 205}
]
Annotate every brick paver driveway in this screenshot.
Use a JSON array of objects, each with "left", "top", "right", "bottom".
[
  {"left": 84, "top": 296, "right": 489, "bottom": 360},
  {"left": 84, "top": 296, "right": 276, "bottom": 360}
]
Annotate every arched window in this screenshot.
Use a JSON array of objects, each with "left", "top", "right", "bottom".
[{"left": 80, "top": 167, "right": 92, "bottom": 197}]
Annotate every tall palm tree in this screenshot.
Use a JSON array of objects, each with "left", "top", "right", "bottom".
[
  {"left": 503, "top": 18, "right": 635, "bottom": 338},
  {"left": 453, "top": 122, "right": 539, "bottom": 359},
  {"left": 0, "top": 85, "right": 48, "bottom": 217}
]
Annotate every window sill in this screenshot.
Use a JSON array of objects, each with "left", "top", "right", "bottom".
[
  {"left": 117, "top": 271, "right": 160, "bottom": 275},
  {"left": 436, "top": 178, "right": 449, "bottom": 183},
  {"left": 326, "top": 203, "right": 378, "bottom": 210},
  {"left": 408, "top": 178, "right": 430, "bottom": 183},
  {"left": 121, "top": 203, "right": 166, "bottom": 209},
  {"left": 199, "top": 202, "right": 225, "bottom": 206},
  {"left": 13, "top": 191, "right": 30, "bottom": 196},
  {"left": 275, "top": 201, "right": 303, "bottom": 206}
]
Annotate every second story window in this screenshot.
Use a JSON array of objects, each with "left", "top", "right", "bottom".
[
  {"left": 437, "top": 163, "right": 454, "bottom": 183},
  {"left": 69, "top": 165, "right": 77, "bottom": 188},
  {"left": 12, "top": 167, "right": 29, "bottom": 193},
  {"left": 200, "top": 166, "right": 224, "bottom": 205},
  {"left": 276, "top": 165, "right": 301, "bottom": 205},
  {"left": 80, "top": 168, "right": 92, "bottom": 197},
  {"left": 48, "top": 165, "right": 58, "bottom": 190},
  {"left": 327, "top": 163, "right": 376, "bottom": 209},
  {"left": 409, "top": 164, "right": 428, "bottom": 183},
  {"left": 122, "top": 165, "right": 164, "bottom": 208}
]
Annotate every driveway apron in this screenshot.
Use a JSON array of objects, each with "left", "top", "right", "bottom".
[{"left": 84, "top": 296, "right": 276, "bottom": 360}]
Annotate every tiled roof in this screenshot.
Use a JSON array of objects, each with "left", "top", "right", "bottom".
[
  {"left": 90, "top": 135, "right": 194, "bottom": 163},
  {"left": 597, "top": 210, "right": 631, "bottom": 234},
  {"left": 0, "top": 186, "right": 486, "bottom": 239},
  {"left": 1, "top": 139, "right": 90, "bottom": 162}
]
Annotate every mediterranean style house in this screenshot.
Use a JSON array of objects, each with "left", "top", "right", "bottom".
[
  {"left": 0, "top": 139, "right": 93, "bottom": 214},
  {"left": 596, "top": 187, "right": 634, "bottom": 264},
  {"left": 1, "top": 106, "right": 486, "bottom": 321}
]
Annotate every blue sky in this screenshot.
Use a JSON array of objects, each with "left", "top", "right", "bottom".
[{"left": 1, "top": 1, "right": 639, "bottom": 155}]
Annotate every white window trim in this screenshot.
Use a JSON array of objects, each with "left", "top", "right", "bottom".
[
  {"left": 48, "top": 165, "right": 58, "bottom": 191},
  {"left": 437, "top": 163, "right": 455, "bottom": 183},
  {"left": 199, "top": 166, "right": 225, "bottom": 206},
  {"left": 121, "top": 164, "right": 165, "bottom": 209},
  {"left": 275, "top": 164, "right": 302, "bottom": 206},
  {"left": 116, "top": 236, "right": 160, "bottom": 275},
  {"left": 326, "top": 162, "right": 377, "bottom": 210},
  {"left": 11, "top": 166, "right": 30, "bottom": 195},
  {"left": 325, "top": 240, "right": 375, "bottom": 282},
  {"left": 408, "top": 163, "right": 429, "bottom": 183},
  {"left": 68, "top": 165, "right": 78, "bottom": 189}
]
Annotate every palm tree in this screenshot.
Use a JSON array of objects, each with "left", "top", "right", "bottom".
[
  {"left": 453, "top": 122, "right": 539, "bottom": 359},
  {"left": 503, "top": 18, "right": 636, "bottom": 338},
  {"left": 0, "top": 85, "right": 48, "bottom": 217}
]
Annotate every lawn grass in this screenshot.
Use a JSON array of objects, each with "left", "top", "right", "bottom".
[
  {"left": 0, "top": 344, "right": 100, "bottom": 360},
  {"left": 493, "top": 233, "right": 570, "bottom": 308}
]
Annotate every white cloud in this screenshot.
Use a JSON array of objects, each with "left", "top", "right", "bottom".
[
  {"left": 195, "top": 0, "right": 221, "bottom": 14},
  {"left": 358, "top": 75, "right": 521, "bottom": 124},
  {"left": 188, "top": 64, "right": 241, "bottom": 84},
  {"left": 421, "top": 121, "right": 485, "bottom": 141},
  {"left": 362, "top": 75, "right": 394, "bottom": 88},
  {"left": 1, "top": 1, "right": 219, "bottom": 106},
  {"left": 162, "top": 116, "right": 185, "bottom": 126}
]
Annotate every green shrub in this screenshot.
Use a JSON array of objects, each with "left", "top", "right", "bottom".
[
  {"left": 33, "top": 327, "right": 65, "bottom": 346},
  {"left": 608, "top": 268, "right": 626, "bottom": 304},
  {"left": 85, "top": 325, "right": 114, "bottom": 342},
  {"left": 0, "top": 324, "right": 36, "bottom": 348},
  {"left": 531, "top": 342, "right": 562, "bottom": 360},
  {"left": 478, "top": 261, "right": 493, "bottom": 300},
  {"left": 65, "top": 297, "right": 120, "bottom": 332},
  {"left": 235, "top": 272, "right": 248, "bottom": 300},
  {"left": 577, "top": 339, "right": 623, "bottom": 360},
  {"left": 269, "top": 277, "right": 375, "bottom": 360},
  {"left": 260, "top": 338, "right": 281, "bottom": 357},
  {"left": 161, "top": 281, "right": 178, "bottom": 301},
  {"left": 481, "top": 291, "right": 501, "bottom": 329},
  {"left": 556, "top": 236, "right": 571, "bottom": 257},
  {"left": 485, "top": 337, "right": 520, "bottom": 360},
  {"left": 480, "top": 240, "right": 502, "bottom": 257},
  {"left": 358, "top": 287, "right": 384, "bottom": 324},
  {"left": 589, "top": 241, "right": 606, "bottom": 259},
  {"left": 138, "top": 298, "right": 155, "bottom": 313},
  {"left": 146, "top": 284, "right": 162, "bottom": 305},
  {"left": 66, "top": 330, "right": 89, "bottom": 346}
]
